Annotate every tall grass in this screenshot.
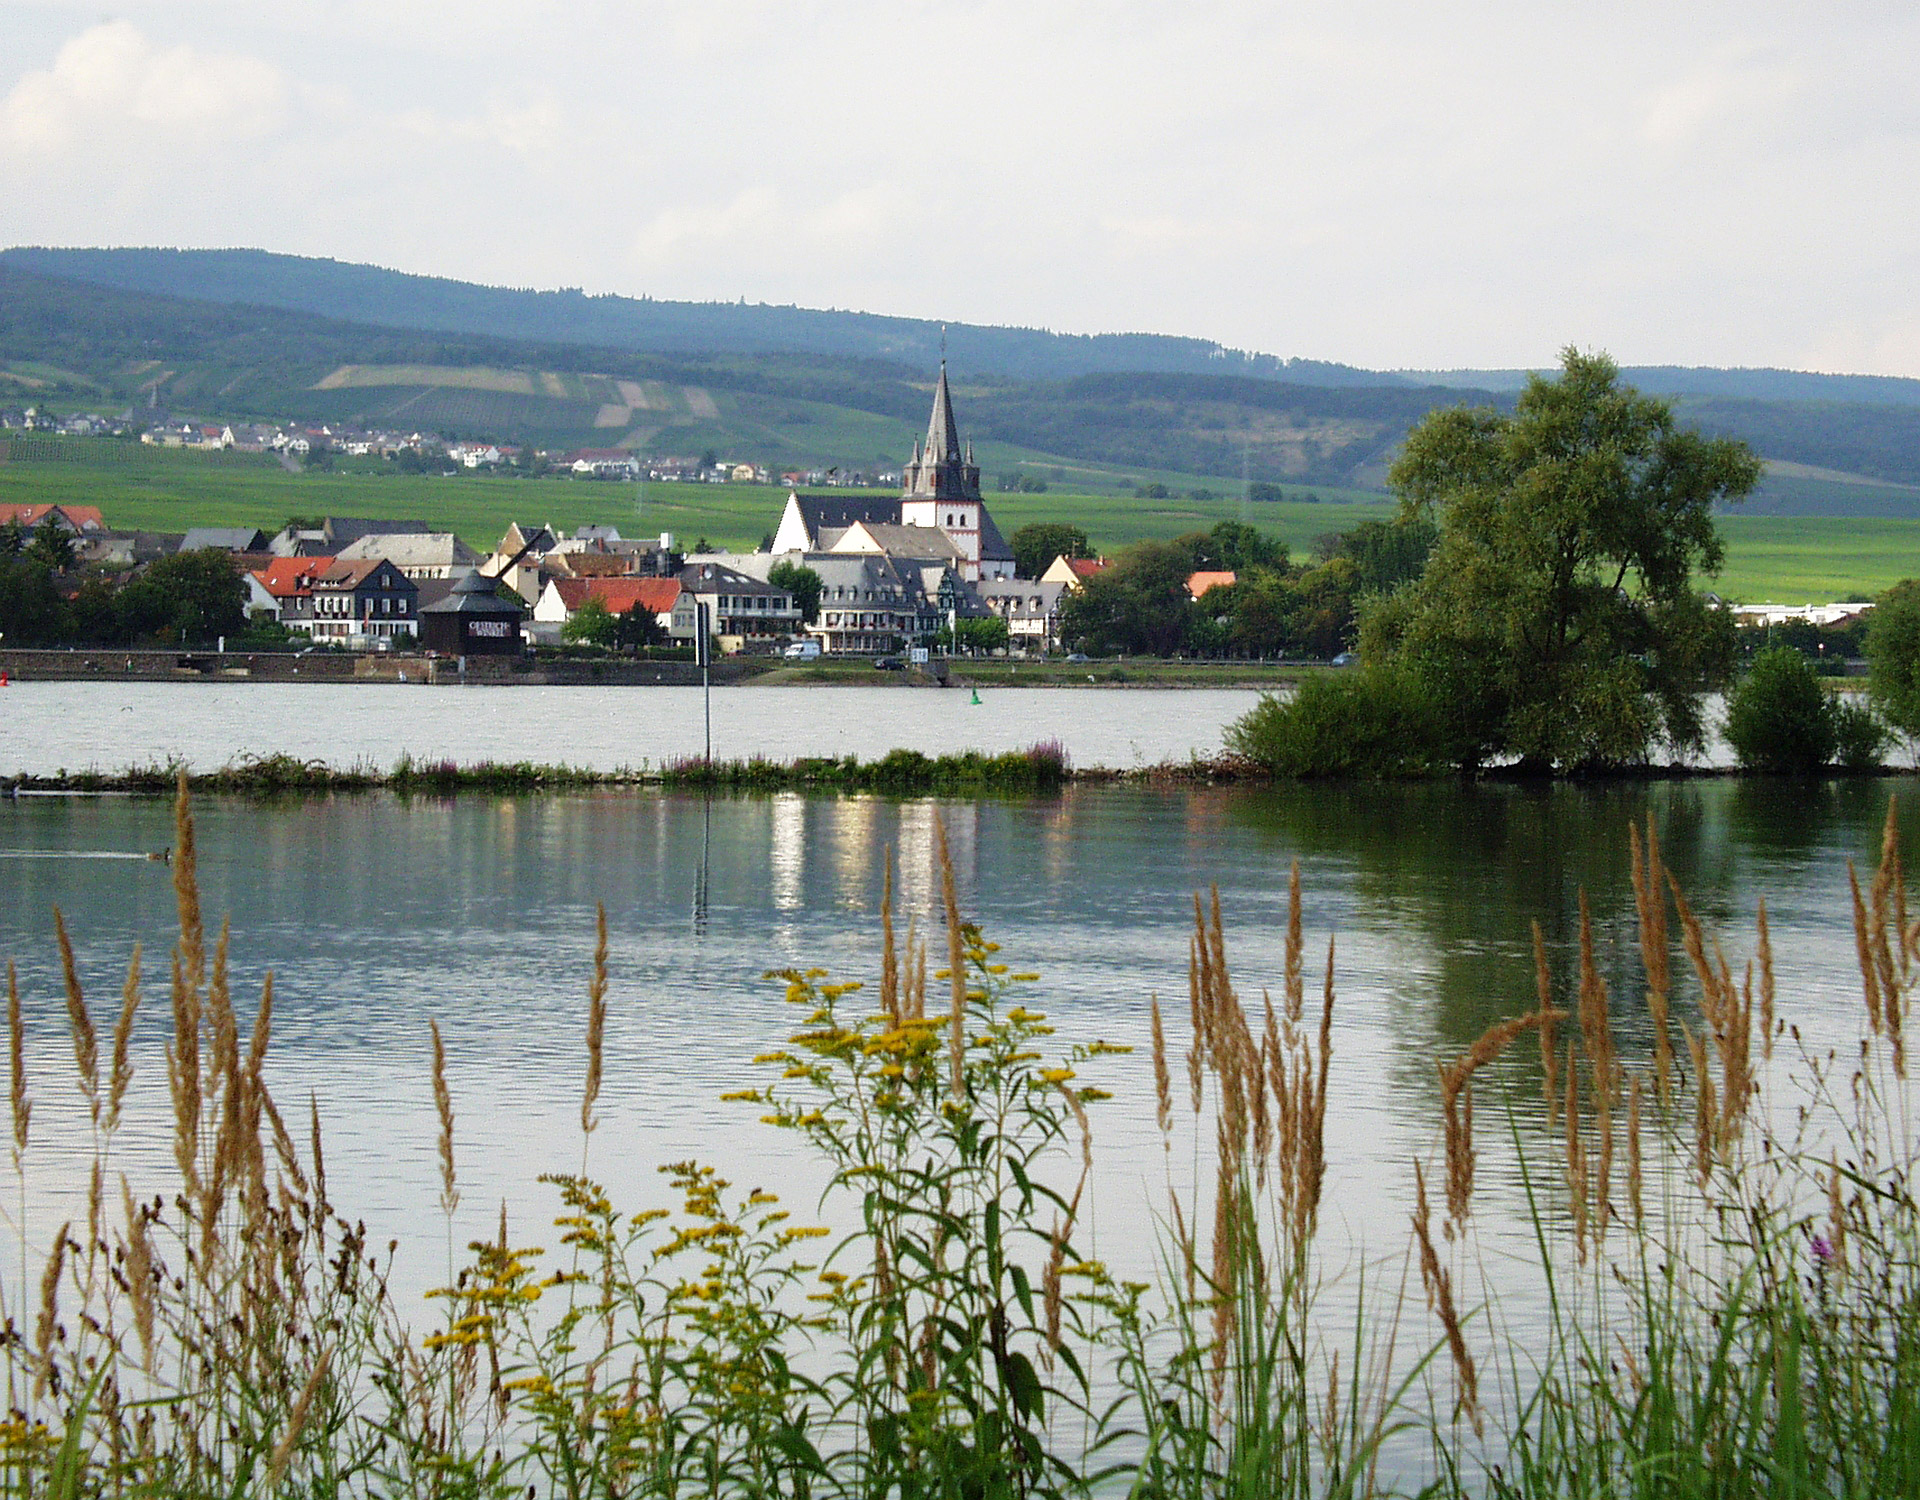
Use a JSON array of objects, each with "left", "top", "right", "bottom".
[{"left": 0, "top": 777, "right": 1916, "bottom": 1496}]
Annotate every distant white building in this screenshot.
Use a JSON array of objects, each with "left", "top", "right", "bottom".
[{"left": 1730, "top": 602, "right": 1873, "bottom": 629}]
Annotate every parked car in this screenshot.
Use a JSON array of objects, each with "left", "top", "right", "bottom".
[
  {"left": 783, "top": 639, "right": 822, "bottom": 660},
  {"left": 874, "top": 656, "right": 905, "bottom": 670},
  {"left": 1065, "top": 652, "right": 1090, "bottom": 663}
]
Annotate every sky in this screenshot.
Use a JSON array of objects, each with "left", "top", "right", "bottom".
[{"left": 3, "top": 1, "right": 1918, "bottom": 377}]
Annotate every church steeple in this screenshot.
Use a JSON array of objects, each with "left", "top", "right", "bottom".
[
  {"left": 925, "top": 361, "right": 962, "bottom": 464},
  {"left": 901, "top": 360, "right": 981, "bottom": 505}
]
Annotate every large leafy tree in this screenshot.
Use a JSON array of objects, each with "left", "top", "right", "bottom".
[
  {"left": 767, "top": 561, "right": 823, "bottom": 623},
  {"left": 1007, "top": 523, "right": 1092, "bottom": 581},
  {"left": 0, "top": 556, "right": 73, "bottom": 645},
  {"left": 561, "top": 596, "right": 619, "bottom": 646},
  {"left": 1058, "top": 540, "right": 1195, "bottom": 656},
  {"left": 1865, "top": 578, "right": 1920, "bottom": 738},
  {"left": 113, "top": 549, "right": 250, "bottom": 645},
  {"left": 1366, "top": 349, "right": 1759, "bottom": 771}
]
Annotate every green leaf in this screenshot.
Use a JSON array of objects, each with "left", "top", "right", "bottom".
[{"left": 1003, "top": 1350, "right": 1045, "bottom": 1423}]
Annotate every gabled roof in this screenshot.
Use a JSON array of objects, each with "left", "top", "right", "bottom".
[
  {"left": 0, "top": 503, "right": 106, "bottom": 532},
  {"left": 336, "top": 532, "right": 480, "bottom": 567},
  {"left": 500, "top": 521, "right": 558, "bottom": 555},
  {"left": 1187, "top": 570, "right": 1237, "bottom": 599},
  {"left": 321, "top": 517, "right": 430, "bottom": 545},
  {"left": 678, "top": 561, "right": 785, "bottom": 593},
  {"left": 838, "top": 522, "right": 962, "bottom": 561},
  {"left": 315, "top": 558, "right": 415, "bottom": 589},
  {"left": 789, "top": 494, "right": 901, "bottom": 541},
  {"left": 181, "top": 527, "right": 269, "bottom": 553},
  {"left": 250, "top": 556, "right": 336, "bottom": 598},
  {"left": 553, "top": 552, "right": 643, "bottom": 578},
  {"left": 550, "top": 577, "right": 682, "bottom": 616}
]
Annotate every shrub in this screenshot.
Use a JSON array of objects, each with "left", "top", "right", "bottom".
[
  {"left": 1725, "top": 645, "right": 1838, "bottom": 772},
  {"left": 1224, "top": 665, "right": 1446, "bottom": 777},
  {"left": 1832, "top": 694, "right": 1891, "bottom": 770}
]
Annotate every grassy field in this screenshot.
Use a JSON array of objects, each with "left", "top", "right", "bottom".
[{"left": 6, "top": 441, "right": 1920, "bottom": 600}]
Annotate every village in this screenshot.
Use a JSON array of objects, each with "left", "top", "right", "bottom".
[
  {"left": 1, "top": 402, "right": 902, "bottom": 490},
  {"left": 0, "top": 368, "right": 1112, "bottom": 662},
  {"left": 1, "top": 367, "right": 1878, "bottom": 673}
]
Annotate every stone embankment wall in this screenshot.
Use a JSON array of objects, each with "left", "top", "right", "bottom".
[{"left": 0, "top": 649, "right": 762, "bottom": 687}]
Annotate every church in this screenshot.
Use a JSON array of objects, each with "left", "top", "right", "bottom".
[{"left": 771, "top": 363, "right": 1017, "bottom": 582}]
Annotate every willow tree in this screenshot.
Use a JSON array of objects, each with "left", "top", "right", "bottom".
[{"left": 1363, "top": 349, "right": 1761, "bottom": 772}]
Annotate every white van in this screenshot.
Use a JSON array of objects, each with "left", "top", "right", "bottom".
[{"left": 783, "top": 639, "right": 822, "bottom": 661}]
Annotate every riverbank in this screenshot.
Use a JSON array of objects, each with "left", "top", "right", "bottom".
[
  {"left": 0, "top": 647, "right": 1326, "bottom": 689},
  {"left": 7, "top": 749, "right": 1916, "bottom": 798},
  {"left": 2, "top": 747, "right": 1255, "bottom": 797}
]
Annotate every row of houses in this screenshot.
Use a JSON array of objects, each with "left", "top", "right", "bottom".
[{"left": 1, "top": 409, "right": 129, "bottom": 437}]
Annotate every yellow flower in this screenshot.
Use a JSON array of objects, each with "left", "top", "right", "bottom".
[
  {"left": 778, "top": 1226, "right": 832, "bottom": 1244},
  {"left": 1039, "top": 1068, "right": 1076, "bottom": 1084},
  {"left": 719, "top": 1089, "right": 762, "bottom": 1102},
  {"left": 1011, "top": 972, "right": 1041, "bottom": 982},
  {"left": 1087, "top": 1041, "right": 1134, "bottom": 1055}
]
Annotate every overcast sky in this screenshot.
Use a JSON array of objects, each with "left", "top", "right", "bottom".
[{"left": 3, "top": 1, "right": 1916, "bottom": 377}]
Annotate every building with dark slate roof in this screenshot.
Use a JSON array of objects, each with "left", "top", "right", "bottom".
[{"left": 419, "top": 571, "right": 527, "bottom": 656}]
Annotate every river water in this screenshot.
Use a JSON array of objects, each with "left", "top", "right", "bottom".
[
  {"left": 0, "top": 681, "right": 1268, "bottom": 775},
  {"left": 2, "top": 773, "right": 1907, "bottom": 1293},
  {"left": 0, "top": 685, "right": 1911, "bottom": 1467}
]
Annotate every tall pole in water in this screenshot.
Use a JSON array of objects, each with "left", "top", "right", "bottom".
[{"left": 697, "top": 600, "right": 712, "bottom": 762}]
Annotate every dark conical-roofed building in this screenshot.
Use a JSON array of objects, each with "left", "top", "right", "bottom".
[
  {"left": 899, "top": 362, "right": 1014, "bottom": 579},
  {"left": 901, "top": 362, "right": 980, "bottom": 503}
]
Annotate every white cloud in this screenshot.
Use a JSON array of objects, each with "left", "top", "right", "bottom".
[
  {"left": 0, "top": 21, "right": 289, "bottom": 153},
  {"left": 1, "top": 4, "right": 1919, "bottom": 374},
  {"left": 1638, "top": 50, "right": 1803, "bottom": 151}
]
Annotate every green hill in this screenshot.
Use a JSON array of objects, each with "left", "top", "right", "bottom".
[
  {"left": 0, "top": 246, "right": 1393, "bottom": 387},
  {"left": 6, "top": 254, "right": 1920, "bottom": 509}
]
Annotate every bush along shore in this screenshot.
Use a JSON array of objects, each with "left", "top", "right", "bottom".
[
  {"left": 1, "top": 776, "right": 1917, "bottom": 1497},
  {"left": 1, "top": 743, "right": 1275, "bottom": 797},
  {"left": 11, "top": 742, "right": 1920, "bottom": 800}
]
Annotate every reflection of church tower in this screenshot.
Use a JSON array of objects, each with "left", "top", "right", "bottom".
[{"left": 900, "top": 362, "right": 986, "bottom": 576}]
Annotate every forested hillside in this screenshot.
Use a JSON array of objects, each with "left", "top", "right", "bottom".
[
  {"left": 6, "top": 257, "right": 1920, "bottom": 504},
  {"left": 0, "top": 246, "right": 1388, "bottom": 386}
]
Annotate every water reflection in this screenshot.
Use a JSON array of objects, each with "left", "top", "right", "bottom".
[{"left": 0, "top": 778, "right": 1904, "bottom": 1318}]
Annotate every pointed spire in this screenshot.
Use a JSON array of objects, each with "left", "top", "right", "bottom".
[{"left": 925, "top": 361, "right": 961, "bottom": 464}]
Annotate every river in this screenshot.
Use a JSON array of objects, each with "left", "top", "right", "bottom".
[
  {"left": 0, "top": 774, "right": 1905, "bottom": 1319},
  {"left": 0, "top": 681, "right": 1268, "bottom": 775}
]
